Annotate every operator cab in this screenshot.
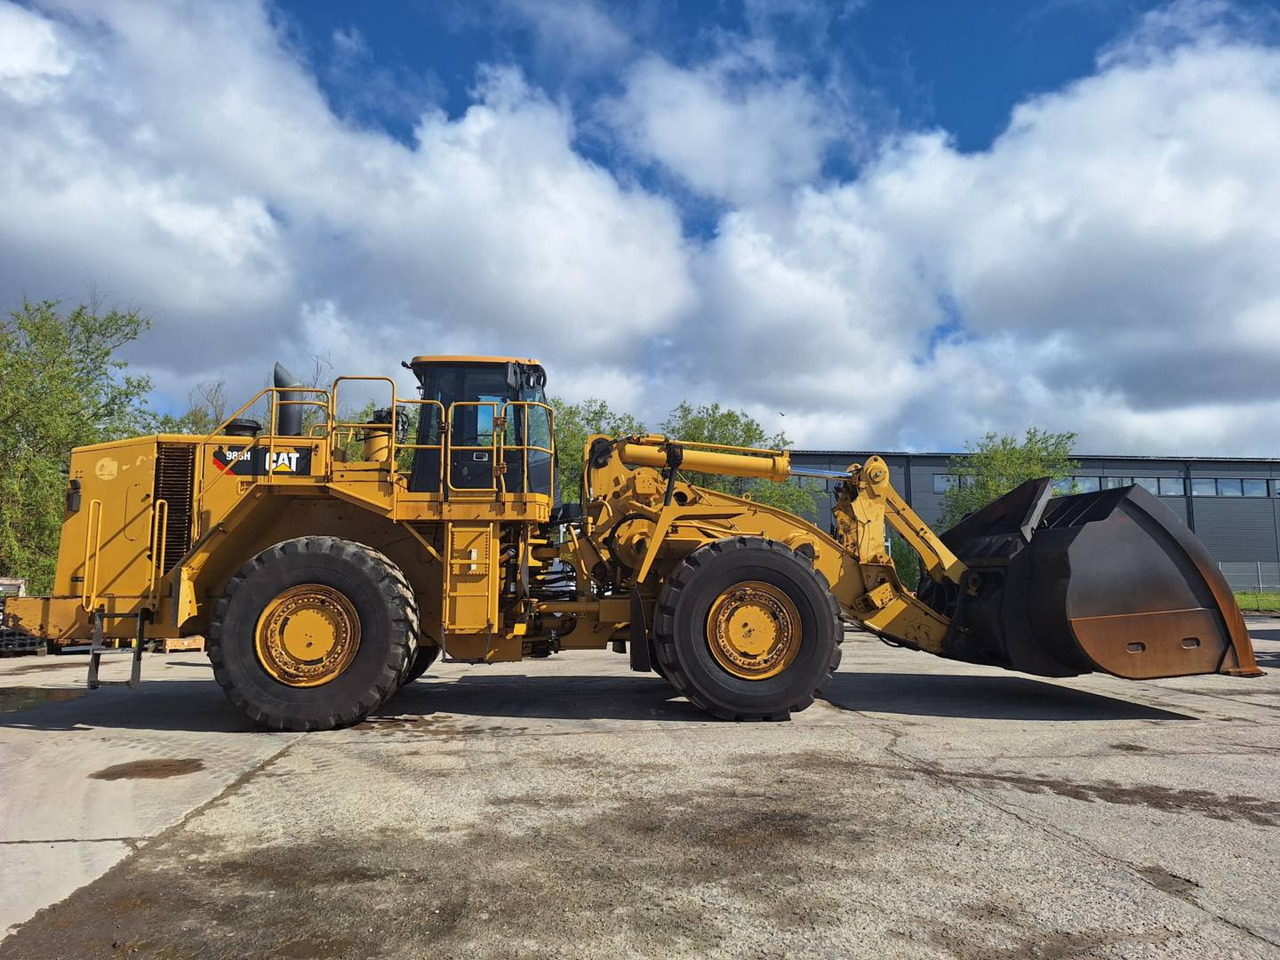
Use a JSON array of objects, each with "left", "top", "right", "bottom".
[{"left": 406, "top": 356, "right": 554, "bottom": 497}]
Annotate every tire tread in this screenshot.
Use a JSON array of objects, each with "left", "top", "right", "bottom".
[
  {"left": 652, "top": 536, "right": 842, "bottom": 722},
  {"left": 208, "top": 536, "right": 419, "bottom": 731}
]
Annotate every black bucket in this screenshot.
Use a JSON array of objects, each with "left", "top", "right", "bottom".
[{"left": 919, "top": 479, "right": 1261, "bottom": 680}]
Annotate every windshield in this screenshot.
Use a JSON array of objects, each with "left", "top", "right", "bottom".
[{"left": 406, "top": 362, "right": 553, "bottom": 496}]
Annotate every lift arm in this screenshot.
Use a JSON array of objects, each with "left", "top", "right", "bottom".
[
  {"left": 601, "top": 434, "right": 1258, "bottom": 680},
  {"left": 605, "top": 437, "right": 961, "bottom": 652}
]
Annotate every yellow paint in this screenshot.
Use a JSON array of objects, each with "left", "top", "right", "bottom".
[
  {"left": 255, "top": 584, "right": 361, "bottom": 687},
  {"left": 705, "top": 581, "right": 801, "bottom": 680},
  {"left": 20, "top": 363, "right": 967, "bottom": 670}
]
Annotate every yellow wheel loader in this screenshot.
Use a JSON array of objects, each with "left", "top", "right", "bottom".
[{"left": 3, "top": 356, "right": 1260, "bottom": 729}]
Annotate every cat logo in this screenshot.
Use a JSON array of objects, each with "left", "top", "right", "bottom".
[
  {"left": 267, "top": 451, "right": 302, "bottom": 473},
  {"left": 211, "top": 446, "right": 312, "bottom": 477}
]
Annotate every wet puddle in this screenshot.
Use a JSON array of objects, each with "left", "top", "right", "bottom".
[
  {"left": 89, "top": 758, "right": 205, "bottom": 780},
  {"left": 0, "top": 686, "right": 87, "bottom": 713},
  {"left": 1, "top": 659, "right": 86, "bottom": 675}
]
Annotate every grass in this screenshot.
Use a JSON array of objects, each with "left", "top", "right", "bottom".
[{"left": 1235, "top": 591, "right": 1280, "bottom": 613}]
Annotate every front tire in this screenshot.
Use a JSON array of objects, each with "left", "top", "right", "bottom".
[
  {"left": 209, "top": 537, "right": 418, "bottom": 731},
  {"left": 653, "top": 537, "right": 841, "bottom": 720}
]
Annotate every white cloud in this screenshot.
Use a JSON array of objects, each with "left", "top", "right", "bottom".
[
  {"left": 650, "top": 10, "right": 1280, "bottom": 455},
  {"left": 0, "top": 0, "right": 73, "bottom": 103},
  {"left": 499, "top": 0, "right": 631, "bottom": 68},
  {"left": 604, "top": 45, "right": 844, "bottom": 206},
  {"left": 0, "top": 0, "right": 1278, "bottom": 456},
  {"left": 0, "top": 0, "right": 693, "bottom": 409}
]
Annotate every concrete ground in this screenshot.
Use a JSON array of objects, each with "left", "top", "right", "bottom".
[{"left": 1, "top": 623, "right": 1279, "bottom": 960}]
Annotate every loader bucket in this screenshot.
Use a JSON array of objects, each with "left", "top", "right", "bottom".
[{"left": 921, "top": 479, "right": 1261, "bottom": 680}]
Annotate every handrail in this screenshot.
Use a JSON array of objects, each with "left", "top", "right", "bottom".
[
  {"left": 266, "top": 388, "right": 330, "bottom": 486},
  {"left": 147, "top": 498, "right": 169, "bottom": 605},
  {"left": 327, "top": 379, "right": 456, "bottom": 502},
  {"left": 80, "top": 498, "right": 103, "bottom": 611},
  {"left": 498, "top": 401, "right": 555, "bottom": 497},
  {"left": 193, "top": 385, "right": 330, "bottom": 522},
  {"left": 390, "top": 398, "right": 446, "bottom": 488},
  {"left": 185, "top": 376, "right": 557, "bottom": 504},
  {"left": 329, "top": 375, "right": 398, "bottom": 458},
  {"left": 391, "top": 398, "right": 446, "bottom": 456},
  {"left": 445, "top": 401, "right": 501, "bottom": 494},
  {"left": 190, "top": 385, "right": 329, "bottom": 450},
  {"left": 329, "top": 375, "right": 399, "bottom": 467}
]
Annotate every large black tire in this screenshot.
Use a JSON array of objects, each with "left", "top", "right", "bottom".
[
  {"left": 653, "top": 537, "right": 842, "bottom": 720},
  {"left": 209, "top": 537, "right": 419, "bottom": 731},
  {"left": 401, "top": 644, "right": 440, "bottom": 685}
]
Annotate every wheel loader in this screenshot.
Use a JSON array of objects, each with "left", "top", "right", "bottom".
[{"left": 2, "top": 356, "right": 1261, "bottom": 729}]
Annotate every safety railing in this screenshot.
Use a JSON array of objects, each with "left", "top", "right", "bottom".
[
  {"left": 147, "top": 499, "right": 169, "bottom": 605},
  {"left": 497, "top": 401, "right": 555, "bottom": 496},
  {"left": 193, "top": 385, "right": 331, "bottom": 520},
  {"left": 329, "top": 377, "right": 399, "bottom": 462},
  {"left": 445, "top": 401, "right": 502, "bottom": 494},
  {"left": 328, "top": 378, "right": 446, "bottom": 475},
  {"left": 80, "top": 498, "right": 103, "bottom": 611},
  {"left": 183, "top": 377, "right": 553, "bottom": 509},
  {"left": 392, "top": 397, "right": 446, "bottom": 474}
]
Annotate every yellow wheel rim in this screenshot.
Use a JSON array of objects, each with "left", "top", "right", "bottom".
[
  {"left": 705, "top": 580, "right": 801, "bottom": 680},
  {"left": 255, "top": 584, "right": 361, "bottom": 687}
]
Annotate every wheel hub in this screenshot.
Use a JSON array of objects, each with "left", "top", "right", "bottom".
[
  {"left": 706, "top": 581, "right": 801, "bottom": 680},
  {"left": 255, "top": 584, "right": 360, "bottom": 687}
]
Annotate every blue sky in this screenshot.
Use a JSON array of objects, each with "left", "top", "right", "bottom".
[
  {"left": 1, "top": 0, "right": 1279, "bottom": 453},
  {"left": 286, "top": 0, "right": 1179, "bottom": 153},
  {"left": 284, "top": 1, "right": 1280, "bottom": 156}
]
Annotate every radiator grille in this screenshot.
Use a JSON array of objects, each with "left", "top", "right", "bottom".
[{"left": 153, "top": 443, "right": 196, "bottom": 573}]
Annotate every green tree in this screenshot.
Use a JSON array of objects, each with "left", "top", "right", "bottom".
[
  {"left": 154, "top": 379, "right": 230, "bottom": 435},
  {"left": 550, "top": 397, "right": 646, "bottom": 502},
  {"left": 659, "top": 401, "right": 820, "bottom": 518},
  {"left": 940, "top": 427, "right": 1080, "bottom": 528},
  {"left": 888, "top": 530, "right": 922, "bottom": 588},
  {"left": 0, "top": 300, "right": 155, "bottom": 593}
]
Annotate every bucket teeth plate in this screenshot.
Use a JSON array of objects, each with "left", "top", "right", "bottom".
[{"left": 923, "top": 479, "right": 1262, "bottom": 680}]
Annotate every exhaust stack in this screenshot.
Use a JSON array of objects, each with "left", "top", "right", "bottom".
[{"left": 273, "top": 362, "right": 304, "bottom": 437}]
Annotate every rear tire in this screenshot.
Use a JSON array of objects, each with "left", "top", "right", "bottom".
[
  {"left": 653, "top": 537, "right": 841, "bottom": 720},
  {"left": 209, "top": 537, "right": 418, "bottom": 731}
]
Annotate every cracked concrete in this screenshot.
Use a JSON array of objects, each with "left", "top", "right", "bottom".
[{"left": 1, "top": 620, "right": 1279, "bottom": 958}]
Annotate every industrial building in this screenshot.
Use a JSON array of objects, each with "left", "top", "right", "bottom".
[{"left": 792, "top": 451, "right": 1280, "bottom": 588}]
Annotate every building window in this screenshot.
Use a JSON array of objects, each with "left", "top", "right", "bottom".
[
  {"left": 932, "top": 469, "right": 1280, "bottom": 498},
  {"left": 1192, "top": 478, "right": 1216, "bottom": 497},
  {"left": 1048, "top": 476, "right": 1104, "bottom": 495}
]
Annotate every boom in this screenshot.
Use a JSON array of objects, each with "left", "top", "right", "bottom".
[{"left": 574, "top": 433, "right": 1259, "bottom": 680}]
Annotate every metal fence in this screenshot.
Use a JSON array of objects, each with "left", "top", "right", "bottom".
[{"left": 1219, "top": 562, "right": 1280, "bottom": 593}]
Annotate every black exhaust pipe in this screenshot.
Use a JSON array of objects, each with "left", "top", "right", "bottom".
[{"left": 273, "top": 362, "right": 304, "bottom": 437}]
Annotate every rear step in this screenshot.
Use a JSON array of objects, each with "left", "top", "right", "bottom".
[
  {"left": 919, "top": 478, "right": 1262, "bottom": 680},
  {"left": 86, "top": 609, "right": 151, "bottom": 689}
]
